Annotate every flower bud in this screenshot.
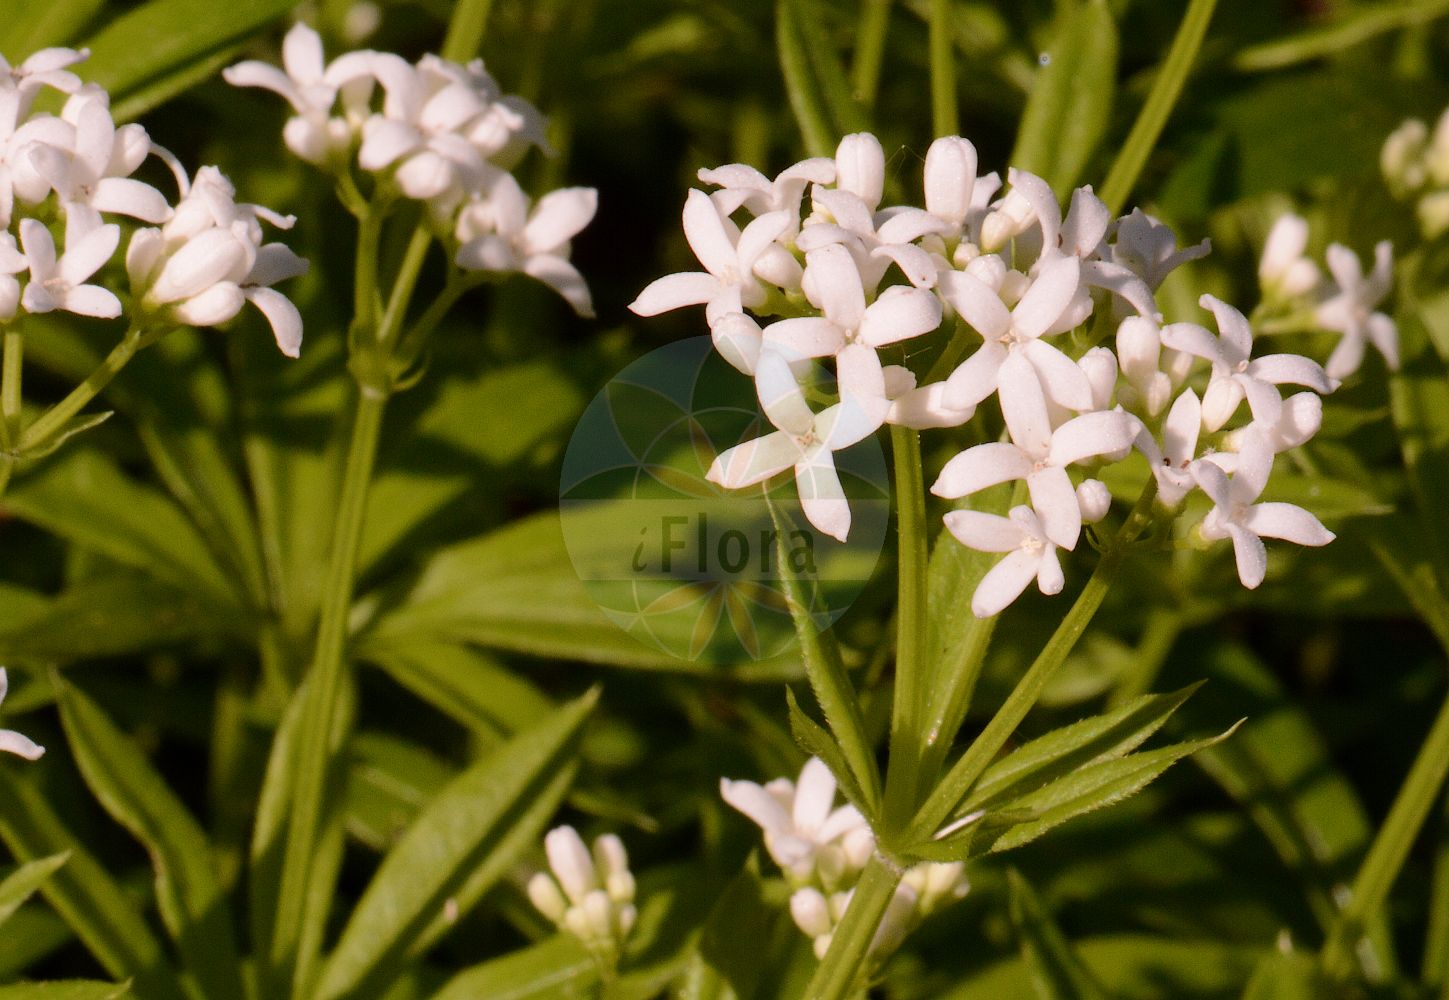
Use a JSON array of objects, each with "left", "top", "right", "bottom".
[
  {"left": 790, "top": 888, "right": 833, "bottom": 939},
  {"left": 924, "top": 136, "right": 978, "bottom": 226},
  {"left": 1381, "top": 119, "right": 1428, "bottom": 198},
  {"left": 526, "top": 873, "right": 568, "bottom": 924},
  {"left": 544, "top": 826, "right": 598, "bottom": 904},
  {"left": 1077, "top": 479, "right": 1112, "bottom": 524},
  {"left": 834, "top": 132, "right": 884, "bottom": 210}
]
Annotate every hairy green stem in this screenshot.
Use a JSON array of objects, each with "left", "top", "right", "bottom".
[
  {"left": 1323, "top": 685, "right": 1449, "bottom": 979},
  {"left": 1097, "top": 0, "right": 1217, "bottom": 214},
  {"left": 881, "top": 426, "right": 930, "bottom": 833},
  {"left": 928, "top": 0, "right": 957, "bottom": 136},
  {"left": 379, "top": 227, "right": 436, "bottom": 352},
  {"left": 907, "top": 478, "right": 1159, "bottom": 842},
  {"left": 803, "top": 853, "right": 902, "bottom": 1000},
  {"left": 851, "top": 0, "right": 892, "bottom": 109}
]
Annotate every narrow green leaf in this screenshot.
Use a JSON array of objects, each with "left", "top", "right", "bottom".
[
  {"left": 791, "top": 0, "right": 869, "bottom": 137},
  {"left": 361, "top": 641, "right": 553, "bottom": 742},
  {"left": 906, "top": 809, "right": 1034, "bottom": 863},
  {"left": 1098, "top": 0, "right": 1217, "bottom": 214},
  {"left": 786, "top": 688, "right": 870, "bottom": 816},
  {"left": 917, "top": 482, "right": 1016, "bottom": 783},
  {"left": 0, "top": 983, "right": 132, "bottom": 1000},
  {"left": 1232, "top": 0, "right": 1449, "bottom": 72},
  {"left": 697, "top": 858, "right": 779, "bottom": 1000},
  {"left": 367, "top": 506, "right": 803, "bottom": 681},
  {"left": 0, "top": 0, "right": 107, "bottom": 54},
  {"left": 1010, "top": 0, "right": 1117, "bottom": 196},
  {"left": 1007, "top": 869, "right": 1109, "bottom": 1000},
  {"left": 441, "top": 0, "right": 496, "bottom": 62},
  {"left": 428, "top": 937, "right": 597, "bottom": 1000},
  {"left": 0, "top": 770, "right": 184, "bottom": 1000},
  {"left": 0, "top": 854, "right": 69, "bottom": 929},
  {"left": 6, "top": 450, "right": 242, "bottom": 609},
  {"left": 56, "top": 679, "right": 245, "bottom": 1000},
  {"left": 964, "top": 683, "right": 1202, "bottom": 813},
  {"left": 78, "top": 0, "right": 295, "bottom": 107},
  {"left": 1239, "top": 951, "right": 1327, "bottom": 1000},
  {"left": 989, "top": 725, "right": 1239, "bottom": 854},
  {"left": 767, "top": 501, "right": 881, "bottom": 816},
  {"left": 346, "top": 733, "right": 455, "bottom": 851},
  {"left": 315, "top": 690, "right": 598, "bottom": 1000},
  {"left": 776, "top": 0, "right": 835, "bottom": 157},
  {"left": 15, "top": 413, "right": 111, "bottom": 465}
]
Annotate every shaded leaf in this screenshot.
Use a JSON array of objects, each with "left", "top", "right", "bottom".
[
  {"left": 1006, "top": 869, "right": 1108, "bottom": 1000},
  {"left": 0, "top": 854, "right": 69, "bottom": 929}
]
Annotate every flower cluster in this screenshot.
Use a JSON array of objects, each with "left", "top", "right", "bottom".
[
  {"left": 1257, "top": 213, "right": 1397, "bottom": 381},
  {"left": 226, "top": 24, "right": 598, "bottom": 317},
  {"left": 722, "top": 757, "right": 968, "bottom": 960},
  {"left": 0, "top": 48, "right": 304, "bottom": 354},
  {"left": 527, "top": 825, "right": 637, "bottom": 967},
  {"left": 0, "top": 669, "right": 43, "bottom": 761},
  {"left": 1383, "top": 111, "right": 1449, "bottom": 239},
  {"left": 631, "top": 132, "right": 1343, "bottom": 615}
]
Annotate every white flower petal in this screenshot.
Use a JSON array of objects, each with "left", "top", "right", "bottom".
[
  {"left": 997, "top": 352, "right": 1053, "bottom": 457},
  {"left": 1242, "top": 502, "right": 1334, "bottom": 547},
  {"left": 763, "top": 317, "right": 845, "bottom": 361},
  {"left": 755, "top": 352, "right": 815, "bottom": 436},
  {"left": 522, "top": 187, "right": 597, "bottom": 255},
  {"left": 943, "top": 510, "right": 1026, "bottom": 552},
  {"left": 972, "top": 548, "right": 1040, "bottom": 617},
  {"left": 858, "top": 286, "right": 941, "bottom": 347},
  {"left": 523, "top": 254, "right": 595, "bottom": 317},
  {"left": 1011, "top": 255, "right": 1080, "bottom": 341},
  {"left": 628, "top": 271, "right": 720, "bottom": 316},
  {"left": 682, "top": 188, "right": 740, "bottom": 278},
  {"left": 246, "top": 286, "right": 303, "bottom": 357},
  {"left": 1027, "top": 465, "right": 1082, "bottom": 550},
  {"left": 938, "top": 269, "right": 1010, "bottom": 342},
  {"left": 803, "top": 243, "right": 866, "bottom": 331},
  {"left": 708, "top": 431, "right": 802, "bottom": 488},
  {"left": 795, "top": 448, "right": 851, "bottom": 542},
  {"left": 1226, "top": 523, "right": 1268, "bottom": 589},
  {"left": 932, "top": 442, "right": 1032, "bottom": 499}
]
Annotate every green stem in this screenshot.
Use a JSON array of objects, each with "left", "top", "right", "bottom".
[
  {"left": 354, "top": 208, "right": 385, "bottom": 333},
  {"left": 378, "top": 227, "right": 436, "bottom": 352},
  {"left": 394, "top": 272, "right": 488, "bottom": 363},
  {"left": 19, "top": 325, "right": 145, "bottom": 453},
  {"left": 907, "top": 479, "right": 1159, "bottom": 843},
  {"left": 441, "top": 0, "right": 497, "bottom": 62},
  {"left": 2, "top": 328, "right": 21, "bottom": 445},
  {"left": 881, "top": 427, "right": 930, "bottom": 833},
  {"left": 1097, "top": 0, "right": 1217, "bottom": 215},
  {"left": 270, "top": 386, "right": 388, "bottom": 997},
  {"left": 851, "top": 0, "right": 892, "bottom": 110},
  {"left": 1424, "top": 791, "right": 1449, "bottom": 986},
  {"left": 803, "top": 853, "right": 902, "bottom": 1000},
  {"left": 1323, "top": 684, "right": 1449, "bottom": 979},
  {"left": 928, "top": 0, "right": 958, "bottom": 136}
]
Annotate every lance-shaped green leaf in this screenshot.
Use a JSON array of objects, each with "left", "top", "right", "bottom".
[
  {"left": 55, "top": 678, "right": 244, "bottom": 1000},
  {"left": 0, "top": 770, "right": 184, "bottom": 1000},
  {"left": 987, "top": 725, "right": 1240, "bottom": 854},
  {"left": 14, "top": 413, "right": 112, "bottom": 466},
  {"left": 776, "top": 0, "right": 834, "bottom": 157},
  {"left": 77, "top": 0, "right": 295, "bottom": 114},
  {"left": 1007, "top": 869, "right": 1109, "bottom": 1000},
  {"left": 428, "top": 936, "right": 597, "bottom": 1000},
  {"left": 767, "top": 501, "right": 881, "bottom": 817},
  {"left": 789, "top": 0, "right": 868, "bottom": 139},
  {"left": 785, "top": 688, "right": 870, "bottom": 817},
  {"left": 1239, "top": 951, "right": 1328, "bottom": 1000},
  {"left": 1009, "top": 0, "right": 1117, "bottom": 197},
  {"left": 6, "top": 451, "right": 243, "bottom": 610},
  {"left": 0, "top": 0, "right": 107, "bottom": 54},
  {"left": 0, "top": 983, "right": 133, "bottom": 1000},
  {"left": 315, "top": 689, "right": 598, "bottom": 1000},
  {"left": 962, "top": 683, "right": 1202, "bottom": 814},
  {"left": 906, "top": 809, "right": 1036, "bottom": 864},
  {"left": 0, "top": 854, "right": 69, "bottom": 929}
]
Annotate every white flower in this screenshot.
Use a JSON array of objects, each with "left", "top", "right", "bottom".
[
  {"left": 1161, "top": 294, "right": 1336, "bottom": 432},
  {"left": 1382, "top": 118, "right": 1429, "bottom": 198},
  {"left": 1191, "top": 430, "right": 1334, "bottom": 588},
  {"left": 1315, "top": 241, "right": 1397, "bottom": 380},
  {"left": 882, "top": 364, "right": 974, "bottom": 429},
  {"left": 698, "top": 155, "right": 835, "bottom": 236},
  {"left": 0, "top": 233, "right": 27, "bottom": 320},
  {"left": 1136, "top": 387, "right": 1203, "bottom": 507},
  {"left": 0, "top": 48, "right": 87, "bottom": 133},
  {"left": 26, "top": 95, "right": 170, "bottom": 241},
  {"left": 797, "top": 186, "right": 945, "bottom": 291},
  {"left": 1258, "top": 214, "right": 1319, "bottom": 300},
  {"left": 527, "top": 826, "right": 637, "bottom": 961},
  {"left": 629, "top": 190, "right": 792, "bottom": 323},
  {"left": 764, "top": 243, "right": 941, "bottom": 415},
  {"left": 1115, "top": 316, "right": 1174, "bottom": 416},
  {"left": 1108, "top": 209, "right": 1210, "bottom": 290},
  {"left": 0, "top": 669, "right": 44, "bottom": 761},
  {"left": 455, "top": 172, "right": 598, "bottom": 317},
  {"left": 224, "top": 23, "right": 378, "bottom": 165},
  {"left": 128, "top": 166, "right": 307, "bottom": 357},
  {"left": 720, "top": 757, "right": 872, "bottom": 887},
  {"left": 706, "top": 352, "right": 880, "bottom": 541},
  {"left": 19, "top": 218, "right": 121, "bottom": 318},
  {"left": 943, "top": 504, "right": 1065, "bottom": 617},
  {"left": 932, "top": 353, "right": 1136, "bottom": 550},
  {"left": 940, "top": 254, "right": 1093, "bottom": 412}
]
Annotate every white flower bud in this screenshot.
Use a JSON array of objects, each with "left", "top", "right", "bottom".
[
  {"left": 526, "top": 873, "right": 568, "bottom": 924},
  {"left": 924, "top": 136, "right": 978, "bottom": 226},
  {"left": 834, "top": 132, "right": 884, "bottom": 210},
  {"left": 544, "top": 825, "right": 598, "bottom": 904},
  {"left": 980, "top": 190, "right": 1035, "bottom": 252},
  {"left": 1079, "top": 347, "right": 1117, "bottom": 411},
  {"left": 1077, "top": 479, "right": 1112, "bottom": 524},
  {"left": 582, "top": 889, "right": 615, "bottom": 941},
  {"left": 1382, "top": 118, "right": 1428, "bottom": 198},
  {"left": 1418, "top": 191, "right": 1449, "bottom": 240},
  {"left": 790, "top": 888, "right": 833, "bottom": 939}
]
